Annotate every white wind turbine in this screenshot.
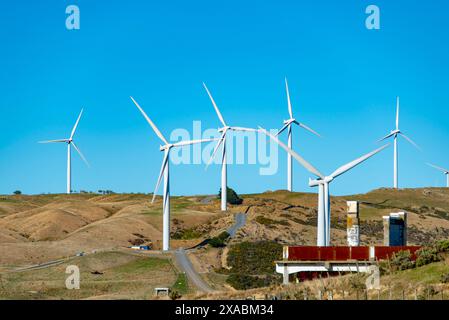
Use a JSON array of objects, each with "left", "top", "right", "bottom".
[
  {"left": 378, "top": 97, "right": 420, "bottom": 189},
  {"left": 427, "top": 163, "right": 449, "bottom": 187},
  {"left": 276, "top": 78, "right": 320, "bottom": 192},
  {"left": 131, "top": 97, "right": 217, "bottom": 251},
  {"left": 39, "top": 109, "right": 89, "bottom": 194},
  {"left": 260, "top": 128, "right": 388, "bottom": 246},
  {"left": 203, "top": 83, "right": 257, "bottom": 211}
]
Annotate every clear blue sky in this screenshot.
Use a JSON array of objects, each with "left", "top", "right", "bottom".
[{"left": 1, "top": 0, "right": 448, "bottom": 196}]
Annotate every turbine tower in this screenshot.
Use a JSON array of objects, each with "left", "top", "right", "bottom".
[
  {"left": 39, "top": 109, "right": 89, "bottom": 194},
  {"left": 203, "top": 83, "right": 257, "bottom": 211},
  {"left": 378, "top": 97, "right": 420, "bottom": 189},
  {"left": 427, "top": 163, "right": 449, "bottom": 187},
  {"left": 131, "top": 97, "right": 216, "bottom": 251},
  {"left": 260, "top": 128, "right": 388, "bottom": 246},
  {"left": 276, "top": 78, "right": 320, "bottom": 192}
]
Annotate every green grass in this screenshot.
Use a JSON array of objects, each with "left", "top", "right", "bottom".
[
  {"left": 388, "top": 261, "right": 449, "bottom": 285},
  {"left": 112, "top": 257, "right": 170, "bottom": 274},
  {"left": 171, "top": 273, "right": 189, "bottom": 294},
  {"left": 0, "top": 252, "right": 176, "bottom": 300}
]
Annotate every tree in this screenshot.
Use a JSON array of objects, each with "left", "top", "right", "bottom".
[
  {"left": 218, "top": 187, "right": 243, "bottom": 205},
  {"left": 13, "top": 190, "right": 22, "bottom": 195}
]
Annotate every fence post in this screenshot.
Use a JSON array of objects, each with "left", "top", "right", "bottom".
[
  {"left": 318, "top": 290, "right": 322, "bottom": 300},
  {"left": 415, "top": 288, "right": 418, "bottom": 300},
  {"left": 377, "top": 289, "right": 381, "bottom": 300}
]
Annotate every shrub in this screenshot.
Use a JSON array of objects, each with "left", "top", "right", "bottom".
[
  {"left": 169, "top": 290, "right": 182, "bottom": 300},
  {"left": 226, "top": 274, "right": 278, "bottom": 290},
  {"left": 390, "top": 250, "right": 414, "bottom": 271},
  {"left": 209, "top": 231, "right": 230, "bottom": 248},
  {"left": 416, "top": 247, "right": 440, "bottom": 267},
  {"left": 227, "top": 241, "right": 283, "bottom": 275},
  {"left": 349, "top": 274, "right": 366, "bottom": 290},
  {"left": 255, "top": 216, "right": 290, "bottom": 227},
  {"left": 440, "top": 273, "right": 449, "bottom": 284},
  {"left": 218, "top": 187, "right": 243, "bottom": 205},
  {"left": 171, "top": 228, "right": 203, "bottom": 240}
]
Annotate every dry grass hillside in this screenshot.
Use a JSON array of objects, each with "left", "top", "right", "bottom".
[{"left": 1, "top": 188, "right": 449, "bottom": 266}]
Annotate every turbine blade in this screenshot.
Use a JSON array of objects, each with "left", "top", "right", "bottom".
[
  {"left": 426, "top": 163, "right": 449, "bottom": 173},
  {"left": 206, "top": 132, "right": 226, "bottom": 169},
  {"left": 396, "top": 96, "right": 400, "bottom": 130},
  {"left": 130, "top": 96, "right": 169, "bottom": 145},
  {"left": 399, "top": 132, "right": 421, "bottom": 151},
  {"left": 71, "top": 142, "right": 90, "bottom": 167},
  {"left": 230, "top": 126, "right": 258, "bottom": 132},
  {"left": 330, "top": 144, "right": 389, "bottom": 179},
  {"left": 259, "top": 127, "right": 324, "bottom": 179},
  {"left": 152, "top": 151, "right": 169, "bottom": 203},
  {"left": 298, "top": 122, "right": 321, "bottom": 137},
  {"left": 377, "top": 132, "right": 395, "bottom": 142},
  {"left": 285, "top": 78, "right": 293, "bottom": 119},
  {"left": 70, "top": 109, "right": 84, "bottom": 140},
  {"left": 172, "top": 138, "right": 218, "bottom": 148},
  {"left": 38, "top": 139, "right": 69, "bottom": 144},
  {"left": 203, "top": 83, "right": 227, "bottom": 127},
  {"left": 275, "top": 123, "right": 290, "bottom": 137}
]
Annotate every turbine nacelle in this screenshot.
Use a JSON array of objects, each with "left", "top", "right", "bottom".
[
  {"left": 282, "top": 118, "right": 298, "bottom": 126},
  {"left": 391, "top": 129, "right": 400, "bottom": 136},
  {"left": 159, "top": 144, "right": 173, "bottom": 151},
  {"left": 309, "top": 176, "right": 334, "bottom": 187}
]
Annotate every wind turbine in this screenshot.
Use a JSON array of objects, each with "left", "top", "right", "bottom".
[
  {"left": 131, "top": 97, "right": 216, "bottom": 251},
  {"left": 378, "top": 97, "right": 420, "bottom": 189},
  {"left": 39, "top": 109, "right": 89, "bottom": 194},
  {"left": 203, "top": 83, "right": 257, "bottom": 211},
  {"left": 276, "top": 78, "right": 320, "bottom": 192},
  {"left": 427, "top": 163, "right": 449, "bottom": 187},
  {"left": 260, "top": 128, "right": 388, "bottom": 246}
]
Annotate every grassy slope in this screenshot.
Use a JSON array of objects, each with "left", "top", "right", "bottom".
[{"left": 0, "top": 251, "right": 178, "bottom": 300}]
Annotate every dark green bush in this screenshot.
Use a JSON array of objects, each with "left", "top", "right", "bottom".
[
  {"left": 226, "top": 274, "right": 278, "bottom": 290},
  {"left": 390, "top": 250, "right": 415, "bottom": 271},
  {"left": 169, "top": 290, "right": 182, "bottom": 300},
  {"left": 416, "top": 247, "right": 441, "bottom": 267},
  {"left": 218, "top": 187, "right": 243, "bottom": 205},
  {"left": 227, "top": 241, "right": 283, "bottom": 275},
  {"left": 209, "top": 231, "right": 230, "bottom": 248}
]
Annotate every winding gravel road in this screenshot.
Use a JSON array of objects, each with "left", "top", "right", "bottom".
[
  {"left": 174, "top": 248, "right": 215, "bottom": 293},
  {"left": 174, "top": 212, "right": 247, "bottom": 293},
  {"left": 227, "top": 213, "right": 246, "bottom": 237}
]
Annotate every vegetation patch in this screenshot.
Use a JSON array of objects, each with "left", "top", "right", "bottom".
[
  {"left": 380, "top": 240, "right": 449, "bottom": 274},
  {"left": 171, "top": 228, "right": 204, "bottom": 240},
  {"left": 218, "top": 187, "right": 243, "bottom": 205},
  {"left": 226, "top": 274, "right": 278, "bottom": 291},
  {"left": 255, "top": 216, "right": 290, "bottom": 227},
  {"left": 171, "top": 273, "right": 189, "bottom": 294},
  {"left": 209, "top": 231, "right": 230, "bottom": 248},
  {"left": 227, "top": 241, "right": 282, "bottom": 276}
]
